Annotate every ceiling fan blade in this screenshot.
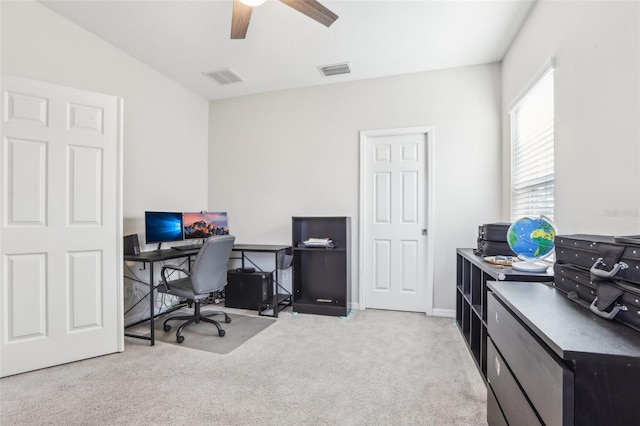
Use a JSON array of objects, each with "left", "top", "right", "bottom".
[
  {"left": 231, "top": 0, "right": 253, "bottom": 39},
  {"left": 279, "top": 0, "right": 338, "bottom": 27}
]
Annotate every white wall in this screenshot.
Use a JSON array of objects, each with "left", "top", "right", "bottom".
[
  {"left": 502, "top": 0, "right": 640, "bottom": 234},
  {"left": 0, "top": 1, "right": 210, "bottom": 247},
  {"left": 209, "top": 64, "right": 502, "bottom": 313},
  {"left": 1, "top": 1, "right": 211, "bottom": 326}
]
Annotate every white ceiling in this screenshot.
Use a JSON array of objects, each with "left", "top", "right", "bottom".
[{"left": 41, "top": 0, "right": 535, "bottom": 101}]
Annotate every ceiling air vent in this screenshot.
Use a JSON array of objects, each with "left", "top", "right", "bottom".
[
  {"left": 318, "top": 62, "right": 351, "bottom": 77},
  {"left": 203, "top": 68, "right": 244, "bottom": 85}
]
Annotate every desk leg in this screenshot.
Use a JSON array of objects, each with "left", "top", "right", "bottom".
[
  {"left": 274, "top": 250, "right": 280, "bottom": 294},
  {"left": 274, "top": 251, "right": 279, "bottom": 318},
  {"left": 149, "top": 262, "right": 155, "bottom": 346}
]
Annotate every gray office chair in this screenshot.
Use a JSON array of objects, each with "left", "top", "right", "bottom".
[{"left": 157, "top": 234, "right": 235, "bottom": 343}]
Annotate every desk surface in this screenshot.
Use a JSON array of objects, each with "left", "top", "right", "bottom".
[
  {"left": 232, "top": 244, "right": 290, "bottom": 252},
  {"left": 124, "top": 243, "right": 291, "bottom": 262},
  {"left": 124, "top": 248, "right": 199, "bottom": 262}
]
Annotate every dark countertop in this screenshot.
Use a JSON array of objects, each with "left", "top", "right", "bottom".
[{"left": 489, "top": 280, "right": 640, "bottom": 363}]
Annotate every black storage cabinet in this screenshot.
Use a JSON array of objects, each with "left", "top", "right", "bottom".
[
  {"left": 292, "top": 216, "right": 351, "bottom": 316},
  {"left": 455, "top": 248, "right": 553, "bottom": 380},
  {"left": 487, "top": 281, "right": 640, "bottom": 425}
]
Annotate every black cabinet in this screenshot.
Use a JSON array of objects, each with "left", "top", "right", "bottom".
[
  {"left": 292, "top": 217, "right": 351, "bottom": 316},
  {"left": 487, "top": 281, "right": 640, "bottom": 425},
  {"left": 455, "top": 248, "right": 553, "bottom": 379}
]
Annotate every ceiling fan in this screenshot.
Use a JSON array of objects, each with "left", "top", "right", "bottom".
[{"left": 231, "top": 0, "right": 338, "bottom": 39}]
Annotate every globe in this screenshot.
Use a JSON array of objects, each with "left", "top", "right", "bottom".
[{"left": 507, "top": 216, "right": 556, "bottom": 272}]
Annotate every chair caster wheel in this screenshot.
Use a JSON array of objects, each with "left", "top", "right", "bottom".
[
  {"left": 225, "top": 317, "right": 232, "bottom": 324},
  {"left": 218, "top": 329, "right": 226, "bottom": 337},
  {"left": 176, "top": 335, "right": 185, "bottom": 344},
  {"left": 164, "top": 324, "right": 171, "bottom": 332}
]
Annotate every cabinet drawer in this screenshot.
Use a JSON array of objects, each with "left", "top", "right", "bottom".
[
  {"left": 487, "top": 385, "right": 508, "bottom": 426},
  {"left": 488, "top": 292, "right": 573, "bottom": 426},
  {"left": 487, "top": 338, "right": 541, "bottom": 426}
]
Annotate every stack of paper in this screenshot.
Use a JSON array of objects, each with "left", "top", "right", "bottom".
[{"left": 302, "top": 238, "right": 334, "bottom": 248}]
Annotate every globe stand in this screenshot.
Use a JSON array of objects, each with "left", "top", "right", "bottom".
[{"left": 512, "top": 260, "right": 549, "bottom": 273}]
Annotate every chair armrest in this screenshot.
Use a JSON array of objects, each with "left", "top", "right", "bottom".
[
  {"left": 159, "top": 265, "right": 191, "bottom": 292},
  {"left": 161, "top": 265, "right": 190, "bottom": 275}
]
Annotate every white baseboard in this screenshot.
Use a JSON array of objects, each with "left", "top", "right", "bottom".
[{"left": 431, "top": 308, "right": 455, "bottom": 318}]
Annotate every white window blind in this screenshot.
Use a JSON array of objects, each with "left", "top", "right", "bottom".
[{"left": 510, "top": 67, "right": 554, "bottom": 222}]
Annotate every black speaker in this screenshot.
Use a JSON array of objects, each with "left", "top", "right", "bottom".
[
  {"left": 123, "top": 234, "right": 140, "bottom": 256},
  {"left": 225, "top": 270, "right": 273, "bottom": 310}
]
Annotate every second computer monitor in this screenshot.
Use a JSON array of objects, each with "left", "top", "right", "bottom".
[{"left": 183, "top": 211, "right": 229, "bottom": 239}]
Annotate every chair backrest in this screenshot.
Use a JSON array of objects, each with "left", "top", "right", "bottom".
[{"left": 190, "top": 235, "right": 235, "bottom": 295}]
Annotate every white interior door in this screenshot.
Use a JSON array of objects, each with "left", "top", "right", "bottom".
[
  {"left": 0, "top": 75, "right": 123, "bottom": 377},
  {"left": 360, "top": 127, "right": 432, "bottom": 313}
]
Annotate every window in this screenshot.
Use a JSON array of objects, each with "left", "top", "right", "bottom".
[{"left": 510, "top": 62, "right": 555, "bottom": 222}]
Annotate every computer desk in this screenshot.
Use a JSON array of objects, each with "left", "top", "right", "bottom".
[
  {"left": 124, "top": 243, "right": 292, "bottom": 345},
  {"left": 124, "top": 247, "right": 200, "bottom": 345},
  {"left": 231, "top": 244, "right": 293, "bottom": 318}
]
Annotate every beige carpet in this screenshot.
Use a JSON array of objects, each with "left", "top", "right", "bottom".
[{"left": 0, "top": 309, "right": 487, "bottom": 425}]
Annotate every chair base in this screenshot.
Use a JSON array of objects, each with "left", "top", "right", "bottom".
[{"left": 162, "top": 301, "right": 231, "bottom": 343}]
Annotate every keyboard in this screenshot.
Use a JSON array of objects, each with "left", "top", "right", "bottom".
[{"left": 171, "top": 244, "right": 202, "bottom": 251}]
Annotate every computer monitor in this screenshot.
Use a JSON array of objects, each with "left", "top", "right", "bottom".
[
  {"left": 144, "top": 211, "right": 184, "bottom": 246},
  {"left": 183, "top": 211, "right": 229, "bottom": 239}
]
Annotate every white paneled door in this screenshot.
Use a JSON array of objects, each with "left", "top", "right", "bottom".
[
  {"left": 360, "top": 128, "right": 432, "bottom": 313},
  {"left": 0, "top": 75, "right": 123, "bottom": 377}
]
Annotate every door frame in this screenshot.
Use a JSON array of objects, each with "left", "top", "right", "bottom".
[
  {"left": 115, "top": 98, "right": 125, "bottom": 352},
  {"left": 358, "top": 126, "right": 435, "bottom": 315}
]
